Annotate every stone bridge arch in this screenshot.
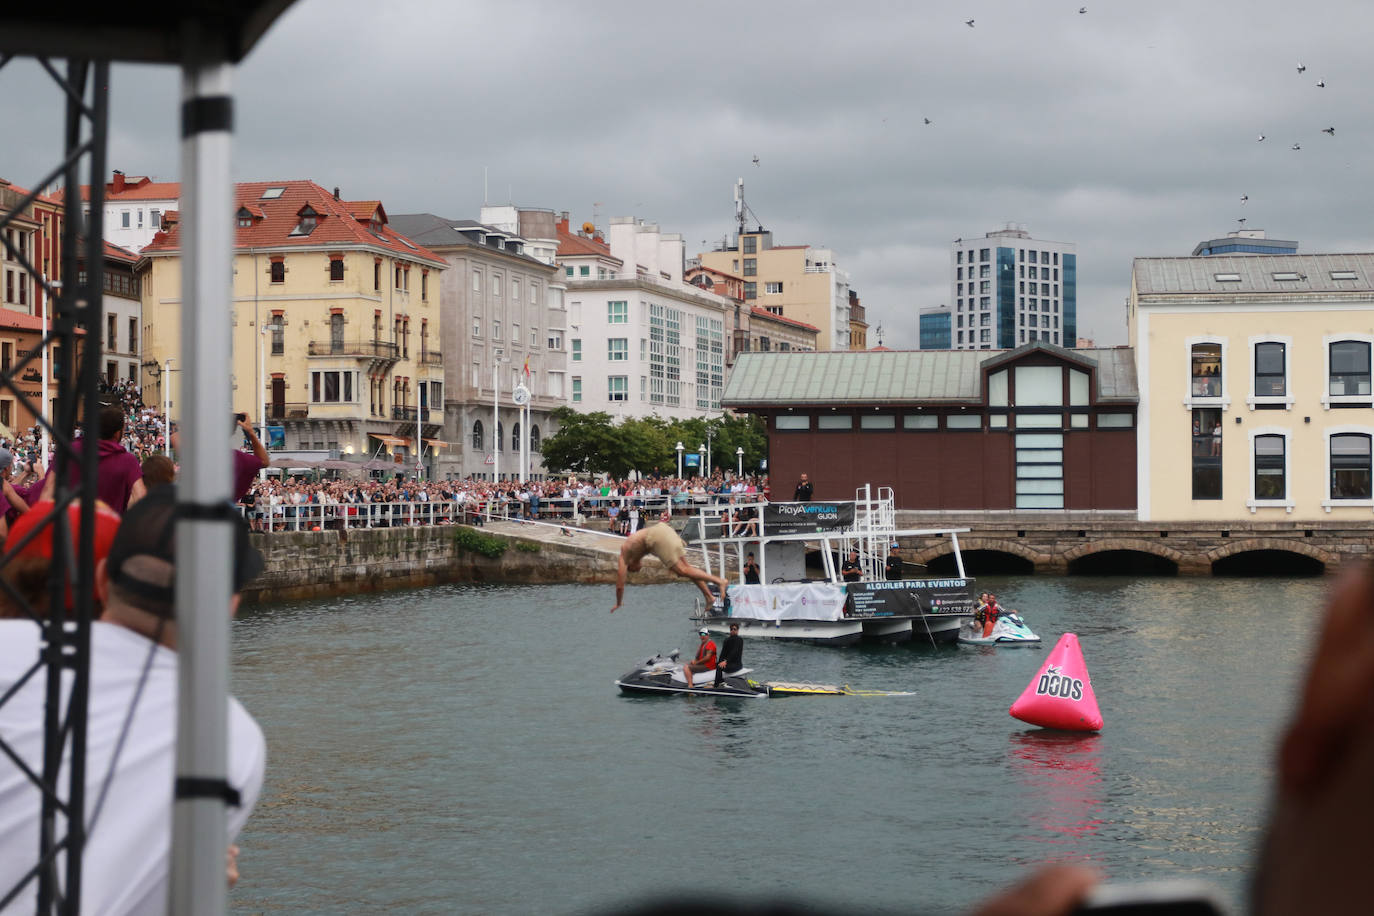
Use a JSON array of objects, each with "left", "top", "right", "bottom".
[
  {"left": 1062, "top": 538, "right": 1185, "bottom": 566},
  {"left": 1207, "top": 538, "right": 1335, "bottom": 568},
  {"left": 913, "top": 537, "right": 1050, "bottom": 572}
]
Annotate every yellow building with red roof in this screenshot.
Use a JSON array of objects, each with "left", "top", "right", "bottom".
[{"left": 136, "top": 180, "right": 447, "bottom": 470}]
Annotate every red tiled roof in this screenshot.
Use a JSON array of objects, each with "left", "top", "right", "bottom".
[
  {"left": 346, "top": 200, "right": 384, "bottom": 221},
  {"left": 2, "top": 181, "right": 63, "bottom": 208},
  {"left": 141, "top": 180, "right": 443, "bottom": 265},
  {"left": 103, "top": 241, "right": 137, "bottom": 262},
  {"left": 688, "top": 264, "right": 743, "bottom": 282},
  {"left": 750, "top": 306, "right": 818, "bottom": 333},
  {"left": 59, "top": 179, "right": 181, "bottom": 203},
  {"left": 556, "top": 220, "right": 619, "bottom": 261},
  {"left": 0, "top": 307, "right": 58, "bottom": 332}
]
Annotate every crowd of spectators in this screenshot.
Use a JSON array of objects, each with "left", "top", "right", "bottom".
[
  {"left": 0, "top": 385, "right": 773, "bottom": 535},
  {"left": 239, "top": 473, "right": 772, "bottom": 532}
]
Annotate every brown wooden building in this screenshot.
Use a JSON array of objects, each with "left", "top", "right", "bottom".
[{"left": 721, "top": 342, "right": 1138, "bottom": 510}]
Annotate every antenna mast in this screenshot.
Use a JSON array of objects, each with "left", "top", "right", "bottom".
[{"left": 734, "top": 178, "right": 764, "bottom": 242}]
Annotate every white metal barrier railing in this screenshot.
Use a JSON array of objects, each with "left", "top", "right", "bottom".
[{"left": 240, "top": 491, "right": 754, "bottom": 532}]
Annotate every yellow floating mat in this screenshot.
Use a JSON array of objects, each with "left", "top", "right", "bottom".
[{"left": 761, "top": 682, "right": 916, "bottom": 697}]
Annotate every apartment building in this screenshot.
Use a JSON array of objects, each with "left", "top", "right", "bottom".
[
  {"left": 561, "top": 216, "right": 730, "bottom": 420},
  {"left": 1130, "top": 253, "right": 1374, "bottom": 521},
  {"left": 390, "top": 211, "right": 565, "bottom": 480},
  {"left": 952, "top": 226, "right": 1076, "bottom": 350},
  {"left": 697, "top": 229, "right": 851, "bottom": 350},
  {"left": 137, "top": 180, "right": 446, "bottom": 472}
]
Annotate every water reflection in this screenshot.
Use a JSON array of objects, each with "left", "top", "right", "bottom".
[{"left": 1008, "top": 730, "right": 1105, "bottom": 852}]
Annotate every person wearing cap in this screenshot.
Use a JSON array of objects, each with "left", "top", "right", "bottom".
[
  {"left": 39, "top": 405, "right": 146, "bottom": 513},
  {"left": 885, "top": 543, "right": 903, "bottom": 581},
  {"left": 0, "top": 485, "right": 266, "bottom": 910},
  {"left": 681, "top": 628, "right": 717, "bottom": 688},
  {"left": 713, "top": 622, "right": 744, "bottom": 688},
  {"left": 611, "top": 521, "right": 729, "bottom": 613},
  {"left": 0, "top": 446, "right": 31, "bottom": 540},
  {"left": 0, "top": 499, "right": 121, "bottom": 619}
]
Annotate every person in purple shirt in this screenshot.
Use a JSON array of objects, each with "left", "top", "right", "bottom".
[
  {"left": 40, "top": 406, "right": 146, "bottom": 513},
  {"left": 0, "top": 448, "right": 32, "bottom": 539},
  {"left": 232, "top": 415, "right": 269, "bottom": 500},
  {"left": 167, "top": 413, "right": 269, "bottom": 501}
]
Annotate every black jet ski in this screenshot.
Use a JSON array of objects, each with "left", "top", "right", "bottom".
[{"left": 614, "top": 651, "right": 768, "bottom": 698}]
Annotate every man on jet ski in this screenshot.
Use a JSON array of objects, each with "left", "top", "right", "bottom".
[
  {"left": 714, "top": 622, "right": 744, "bottom": 688},
  {"left": 682, "top": 628, "right": 717, "bottom": 688}
]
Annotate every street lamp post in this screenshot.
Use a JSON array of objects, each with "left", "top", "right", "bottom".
[
  {"left": 675, "top": 441, "right": 684, "bottom": 479},
  {"left": 697, "top": 444, "right": 705, "bottom": 479},
  {"left": 163, "top": 357, "right": 175, "bottom": 456},
  {"left": 706, "top": 426, "right": 714, "bottom": 477},
  {"left": 736, "top": 446, "right": 744, "bottom": 477}
]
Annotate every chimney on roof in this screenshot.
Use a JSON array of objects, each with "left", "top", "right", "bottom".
[
  {"left": 558, "top": 212, "right": 570, "bottom": 233},
  {"left": 333, "top": 187, "right": 340, "bottom": 200},
  {"left": 112, "top": 170, "right": 125, "bottom": 193}
]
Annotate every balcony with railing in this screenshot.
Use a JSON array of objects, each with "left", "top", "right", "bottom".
[
  {"left": 418, "top": 350, "right": 444, "bottom": 368},
  {"left": 267, "top": 402, "right": 310, "bottom": 420},
  {"left": 391, "top": 405, "right": 437, "bottom": 423},
  {"left": 308, "top": 339, "right": 399, "bottom": 359}
]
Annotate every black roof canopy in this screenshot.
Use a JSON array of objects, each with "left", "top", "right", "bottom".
[{"left": 0, "top": 1, "right": 295, "bottom": 63}]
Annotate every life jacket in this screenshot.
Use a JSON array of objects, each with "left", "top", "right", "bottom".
[{"left": 694, "top": 640, "right": 717, "bottom": 669}]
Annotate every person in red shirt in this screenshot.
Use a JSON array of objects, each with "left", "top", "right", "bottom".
[{"left": 681, "top": 628, "right": 717, "bottom": 688}]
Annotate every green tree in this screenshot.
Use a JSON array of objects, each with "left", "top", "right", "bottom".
[{"left": 540, "top": 408, "right": 769, "bottom": 480}]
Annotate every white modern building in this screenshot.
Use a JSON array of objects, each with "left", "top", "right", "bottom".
[
  {"left": 951, "top": 225, "right": 1077, "bottom": 350},
  {"left": 560, "top": 216, "right": 730, "bottom": 420},
  {"left": 67, "top": 171, "right": 180, "bottom": 253},
  {"left": 390, "top": 211, "right": 567, "bottom": 481}
]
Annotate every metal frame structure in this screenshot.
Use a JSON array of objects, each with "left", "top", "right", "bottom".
[
  {"left": 0, "top": 5, "right": 294, "bottom": 913},
  {"left": 0, "top": 56, "right": 108, "bottom": 914}
]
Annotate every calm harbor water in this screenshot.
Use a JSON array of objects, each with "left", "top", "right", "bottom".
[{"left": 228, "top": 575, "right": 1325, "bottom": 915}]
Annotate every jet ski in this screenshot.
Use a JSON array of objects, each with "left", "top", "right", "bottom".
[
  {"left": 957, "top": 611, "right": 1042, "bottom": 647},
  {"left": 614, "top": 651, "right": 768, "bottom": 697}
]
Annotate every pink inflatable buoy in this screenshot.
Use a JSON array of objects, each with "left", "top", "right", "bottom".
[{"left": 1009, "top": 632, "right": 1103, "bottom": 732}]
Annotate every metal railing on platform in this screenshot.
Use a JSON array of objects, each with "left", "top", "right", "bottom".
[{"left": 242, "top": 491, "right": 753, "bottom": 532}]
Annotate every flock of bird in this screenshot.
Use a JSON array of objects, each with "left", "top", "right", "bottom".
[{"left": 1242, "top": 63, "right": 1339, "bottom": 218}]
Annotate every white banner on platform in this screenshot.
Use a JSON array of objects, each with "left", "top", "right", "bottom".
[{"left": 725, "top": 582, "right": 847, "bottom": 622}]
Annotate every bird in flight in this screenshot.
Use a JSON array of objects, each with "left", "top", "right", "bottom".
[
  {"left": 1238, "top": 218, "right": 1247, "bottom": 226},
  {"left": 1323, "top": 126, "right": 1336, "bottom": 136},
  {"left": 965, "top": 19, "right": 975, "bottom": 27},
  {"left": 1317, "top": 80, "right": 1326, "bottom": 88},
  {"left": 1297, "top": 63, "right": 1306, "bottom": 74},
  {"left": 1257, "top": 133, "right": 1266, "bottom": 142},
  {"left": 1079, "top": 6, "right": 1087, "bottom": 12},
  {"left": 923, "top": 117, "right": 931, "bottom": 125},
  {"left": 1292, "top": 143, "right": 1302, "bottom": 150},
  {"left": 752, "top": 155, "right": 760, "bottom": 166},
  {"left": 1240, "top": 195, "right": 1248, "bottom": 204}
]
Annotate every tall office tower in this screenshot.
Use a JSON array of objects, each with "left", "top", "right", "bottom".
[{"left": 950, "top": 226, "right": 1076, "bottom": 350}]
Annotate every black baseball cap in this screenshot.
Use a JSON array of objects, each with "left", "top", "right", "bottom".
[{"left": 105, "top": 485, "right": 265, "bottom": 617}]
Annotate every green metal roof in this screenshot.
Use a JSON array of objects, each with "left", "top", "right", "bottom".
[{"left": 721, "top": 345, "right": 1138, "bottom": 407}]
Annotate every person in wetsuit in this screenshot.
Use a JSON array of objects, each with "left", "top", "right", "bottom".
[{"left": 714, "top": 622, "right": 744, "bottom": 688}]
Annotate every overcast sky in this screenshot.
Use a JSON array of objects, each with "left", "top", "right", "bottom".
[{"left": 5, "top": 0, "right": 1374, "bottom": 347}]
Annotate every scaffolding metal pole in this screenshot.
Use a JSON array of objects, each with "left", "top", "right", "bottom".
[{"left": 168, "top": 28, "right": 236, "bottom": 916}]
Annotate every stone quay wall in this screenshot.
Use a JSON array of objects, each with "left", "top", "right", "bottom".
[{"left": 242, "top": 525, "right": 672, "bottom": 604}]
